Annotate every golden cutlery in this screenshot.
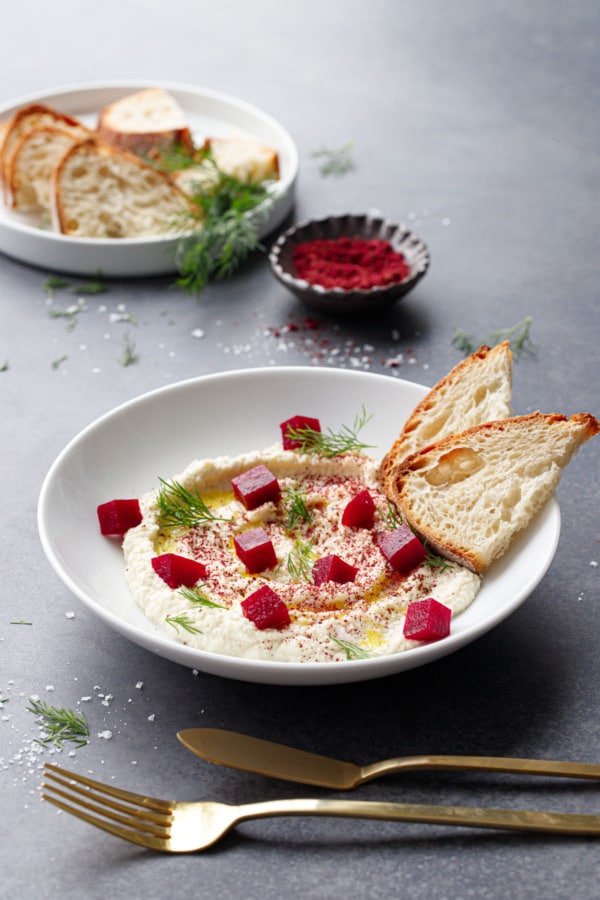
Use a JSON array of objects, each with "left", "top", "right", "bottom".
[
  {"left": 177, "top": 728, "right": 600, "bottom": 790},
  {"left": 42, "top": 763, "right": 600, "bottom": 850}
]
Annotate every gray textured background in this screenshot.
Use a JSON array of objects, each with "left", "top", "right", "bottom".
[{"left": 1, "top": 2, "right": 599, "bottom": 897}]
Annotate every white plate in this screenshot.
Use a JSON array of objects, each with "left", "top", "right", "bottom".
[
  {"left": 37, "top": 367, "right": 560, "bottom": 686},
  {"left": 0, "top": 81, "right": 298, "bottom": 277}
]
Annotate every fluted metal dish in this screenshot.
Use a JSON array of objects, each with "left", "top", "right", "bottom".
[{"left": 268, "top": 213, "right": 430, "bottom": 315}]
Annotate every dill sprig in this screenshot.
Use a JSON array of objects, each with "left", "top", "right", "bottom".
[
  {"left": 285, "top": 407, "right": 374, "bottom": 458},
  {"left": 282, "top": 483, "right": 313, "bottom": 529},
  {"left": 331, "top": 637, "right": 372, "bottom": 660},
  {"left": 157, "top": 148, "right": 274, "bottom": 295},
  {"left": 286, "top": 538, "right": 316, "bottom": 581},
  {"left": 383, "top": 500, "right": 403, "bottom": 529},
  {"left": 156, "top": 478, "right": 231, "bottom": 530},
  {"left": 119, "top": 332, "right": 138, "bottom": 367},
  {"left": 165, "top": 613, "right": 202, "bottom": 634},
  {"left": 27, "top": 698, "right": 89, "bottom": 749},
  {"left": 311, "top": 142, "right": 355, "bottom": 177},
  {"left": 180, "top": 586, "right": 226, "bottom": 609},
  {"left": 452, "top": 316, "right": 535, "bottom": 359}
]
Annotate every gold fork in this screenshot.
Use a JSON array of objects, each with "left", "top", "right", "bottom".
[{"left": 42, "top": 763, "right": 600, "bottom": 851}]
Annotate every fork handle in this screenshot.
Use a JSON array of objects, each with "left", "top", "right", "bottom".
[
  {"left": 360, "top": 755, "right": 600, "bottom": 784},
  {"left": 235, "top": 798, "right": 600, "bottom": 835}
]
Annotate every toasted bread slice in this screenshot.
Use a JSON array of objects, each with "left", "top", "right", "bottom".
[
  {"left": 51, "top": 137, "right": 190, "bottom": 238},
  {"left": 203, "top": 136, "right": 279, "bottom": 183},
  {"left": 97, "top": 88, "right": 194, "bottom": 156},
  {"left": 0, "top": 103, "right": 89, "bottom": 191},
  {"left": 379, "top": 342, "right": 513, "bottom": 493},
  {"left": 5, "top": 126, "right": 82, "bottom": 211},
  {"left": 385, "top": 412, "right": 599, "bottom": 574}
]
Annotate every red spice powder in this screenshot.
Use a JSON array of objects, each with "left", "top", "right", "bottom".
[{"left": 292, "top": 237, "right": 410, "bottom": 290}]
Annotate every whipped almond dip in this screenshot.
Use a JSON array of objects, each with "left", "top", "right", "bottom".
[{"left": 122, "top": 445, "right": 481, "bottom": 663}]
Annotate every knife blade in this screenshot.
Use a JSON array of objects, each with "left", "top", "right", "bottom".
[{"left": 177, "top": 727, "right": 361, "bottom": 788}]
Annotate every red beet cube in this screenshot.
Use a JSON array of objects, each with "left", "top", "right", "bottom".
[
  {"left": 231, "top": 464, "right": 281, "bottom": 510},
  {"left": 341, "top": 489, "right": 376, "bottom": 528},
  {"left": 151, "top": 553, "right": 208, "bottom": 589},
  {"left": 234, "top": 527, "right": 277, "bottom": 573},
  {"left": 403, "top": 597, "right": 451, "bottom": 642},
  {"left": 379, "top": 524, "right": 426, "bottom": 574},
  {"left": 280, "top": 414, "right": 321, "bottom": 450},
  {"left": 312, "top": 554, "right": 358, "bottom": 586},
  {"left": 241, "top": 584, "right": 290, "bottom": 630},
  {"left": 97, "top": 498, "right": 142, "bottom": 537}
]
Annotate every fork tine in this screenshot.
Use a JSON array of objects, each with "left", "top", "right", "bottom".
[
  {"left": 43, "top": 764, "right": 174, "bottom": 848},
  {"left": 41, "top": 791, "right": 169, "bottom": 852},
  {"left": 44, "top": 763, "right": 172, "bottom": 812}
]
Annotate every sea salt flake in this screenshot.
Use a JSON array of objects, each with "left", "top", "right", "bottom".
[
  {"left": 191, "top": 329, "right": 205, "bottom": 339},
  {"left": 590, "top": 560, "right": 598, "bottom": 568},
  {"left": 135, "top": 681, "right": 144, "bottom": 690},
  {"left": 97, "top": 730, "right": 113, "bottom": 740}
]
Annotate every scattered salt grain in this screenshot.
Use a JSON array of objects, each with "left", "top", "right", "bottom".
[
  {"left": 590, "top": 560, "right": 598, "bottom": 568},
  {"left": 191, "top": 329, "right": 205, "bottom": 339},
  {"left": 147, "top": 714, "right": 156, "bottom": 722},
  {"left": 135, "top": 681, "right": 144, "bottom": 690},
  {"left": 97, "top": 730, "right": 113, "bottom": 740},
  {"left": 65, "top": 612, "right": 75, "bottom": 619}
]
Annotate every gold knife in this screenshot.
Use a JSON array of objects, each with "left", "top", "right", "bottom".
[{"left": 177, "top": 728, "right": 600, "bottom": 790}]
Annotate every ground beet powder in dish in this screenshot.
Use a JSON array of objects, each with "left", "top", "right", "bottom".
[{"left": 292, "top": 237, "right": 410, "bottom": 290}]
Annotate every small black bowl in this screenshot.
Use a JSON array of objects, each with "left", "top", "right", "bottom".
[{"left": 268, "top": 213, "right": 430, "bottom": 315}]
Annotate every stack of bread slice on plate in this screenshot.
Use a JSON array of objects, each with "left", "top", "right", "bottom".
[
  {"left": 0, "top": 87, "right": 280, "bottom": 239},
  {"left": 379, "top": 342, "right": 599, "bottom": 574}
]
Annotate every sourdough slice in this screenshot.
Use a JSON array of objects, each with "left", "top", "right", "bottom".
[
  {"left": 172, "top": 136, "right": 280, "bottom": 197},
  {"left": 386, "top": 412, "right": 599, "bottom": 574},
  {"left": 378, "top": 342, "right": 513, "bottom": 492},
  {"left": 5, "top": 126, "right": 82, "bottom": 211},
  {"left": 204, "top": 136, "right": 279, "bottom": 183},
  {"left": 0, "top": 104, "right": 89, "bottom": 191},
  {"left": 97, "top": 88, "right": 193, "bottom": 156},
  {"left": 51, "top": 138, "right": 190, "bottom": 238}
]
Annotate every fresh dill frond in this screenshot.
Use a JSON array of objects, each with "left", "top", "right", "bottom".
[
  {"left": 43, "top": 276, "right": 70, "bottom": 297},
  {"left": 331, "top": 637, "right": 372, "bottom": 660},
  {"left": 170, "top": 151, "right": 274, "bottom": 295},
  {"left": 156, "top": 478, "right": 231, "bottom": 530},
  {"left": 69, "top": 276, "right": 108, "bottom": 295},
  {"left": 452, "top": 316, "right": 535, "bottom": 359},
  {"left": 311, "top": 142, "right": 355, "bottom": 177},
  {"left": 383, "top": 501, "right": 403, "bottom": 529},
  {"left": 284, "top": 407, "right": 374, "bottom": 458},
  {"left": 51, "top": 355, "right": 68, "bottom": 370},
  {"left": 10, "top": 620, "right": 32, "bottom": 625},
  {"left": 119, "top": 332, "right": 138, "bottom": 367},
  {"left": 165, "top": 613, "right": 202, "bottom": 634},
  {"left": 422, "top": 550, "right": 451, "bottom": 571},
  {"left": 27, "top": 698, "right": 89, "bottom": 749},
  {"left": 283, "top": 483, "right": 313, "bottom": 529},
  {"left": 180, "top": 586, "right": 226, "bottom": 609},
  {"left": 286, "top": 538, "right": 316, "bottom": 581}
]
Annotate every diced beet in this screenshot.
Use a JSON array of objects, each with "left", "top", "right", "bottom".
[
  {"left": 403, "top": 597, "right": 452, "bottom": 642},
  {"left": 280, "top": 414, "right": 321, "bottom": 450},
  {"left": 97, "top": 498, "right": 142, "bottom": 537},
  {"left": 312, "top": 554, "right": 358, "bottom": 586},
  {"left": 151, "top": 553, "right": 208, "bottom": 589},
  {"left": 231, "top": 464, "right": 281, "bottom": 510},
  {"left": 379, "top": 524, "right": 426, "bottom": 574},
  {"left": 341, "top": 489, "right": 376, "bottom": 528},
  {"left": 241, "top": 584, "right": 291, "bottom": 630},
  {"left": 233, "top": 527, "right": 278, "bottom": 573}
]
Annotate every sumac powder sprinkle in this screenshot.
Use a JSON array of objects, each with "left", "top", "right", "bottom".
[{"left": 292, "top": 237, "right": 410, "bottom": 290}]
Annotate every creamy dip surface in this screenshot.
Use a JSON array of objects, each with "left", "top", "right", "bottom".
[{"left": 122, "top": 444, "right": 481, "bottom": 663}]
